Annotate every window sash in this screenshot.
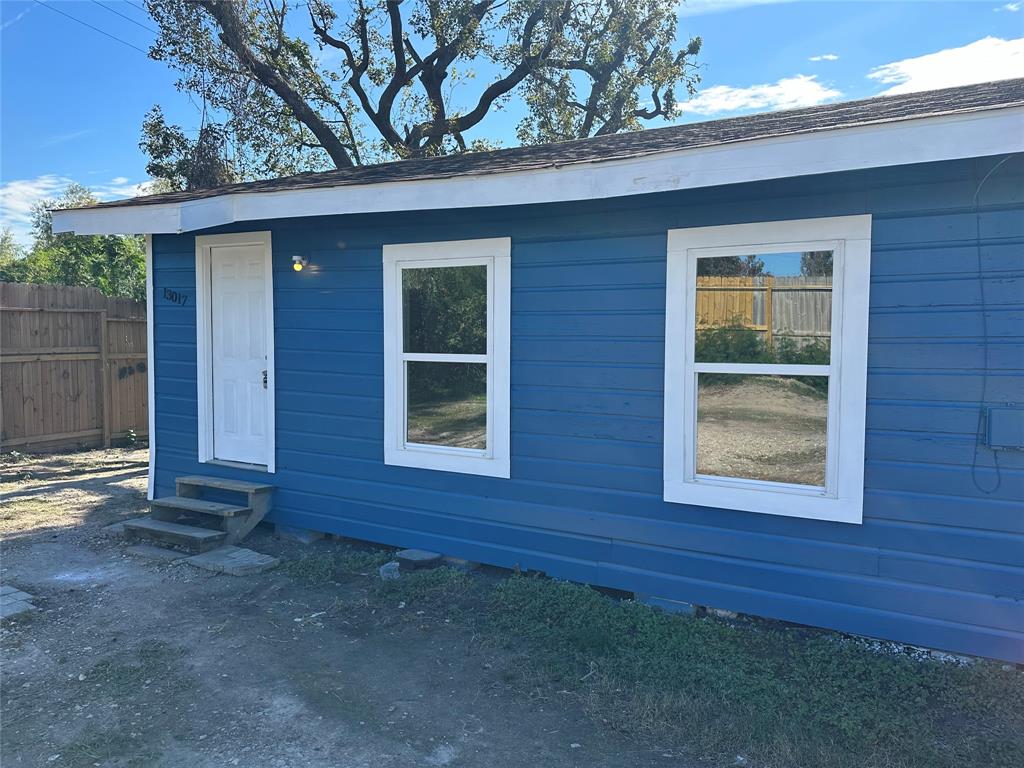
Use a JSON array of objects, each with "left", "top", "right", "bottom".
[
  {"left": 383, "top": 237, "right": 511, "bottom": 479},
  {"left": 402, "top": 359, "right": 489, "bottom": 455},
  {"left": 682, "top": 239, "right": 844, "bottom": 496},
  {"left": 397, "top": 260, "right": 493, "bottom": 459},
  {"left": 664, "top": 216, "right": 871, "bottom": 524}
]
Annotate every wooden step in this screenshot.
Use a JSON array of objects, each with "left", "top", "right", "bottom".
[
  {"left": 175, "top": 476, "right": 274, "bottom": 495},
  {"left": 152, "top": 496, "right": 250, "bottom": 518},
  {"left": 123, "top": 518, "right": 226, "bottom": 553}
]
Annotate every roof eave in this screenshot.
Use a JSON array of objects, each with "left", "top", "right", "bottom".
[{"left": 51, "top": 105, "right": 1024, "bottom": 236}]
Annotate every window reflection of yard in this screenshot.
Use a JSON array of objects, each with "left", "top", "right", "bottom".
[
  {"left": 406, "top": 361, "right": 486, "bottom": 449},
  {"left": 697, "top": 375, "right": 828, "bottom": 487}
]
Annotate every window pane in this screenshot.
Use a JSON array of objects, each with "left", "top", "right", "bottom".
[
  {"left": 695, "top": 251, "right": 832, "bottom": 364},
  {"left": 403, "top": 265, "right": 487, "bottom": 354},
  {"left": 406, "top": 361, "right": 486, "bottom": 449},
  {"left": 696, "top": 373, "right": 828, "bottom": 487}
]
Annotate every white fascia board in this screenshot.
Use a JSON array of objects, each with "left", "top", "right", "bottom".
[{"left": 51, "top": 106, "right": 1024, "bottom": 236}]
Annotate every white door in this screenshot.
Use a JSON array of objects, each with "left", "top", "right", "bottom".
[{"left": 210, "top": 244, "right": 269, "bottom": 465}]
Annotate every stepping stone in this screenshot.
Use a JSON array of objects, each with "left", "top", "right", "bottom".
[
  {"left": 396, "top": 549, "right": 442, "bottom": 570},
  {"left": 126, "top": 544, "right": 188, "bottom": 563},
  {"left": 275, "top": 525, "right": 324, "bottom": 545},
  {"left": 1, "top": 589, "right": 33, "bottom": 604},
  {"left": 442, "top": 556, "right": 480, "bottom": 572},
  {"left": 185, "top": 546, "right": 279, "bottom": 576},
  {"left": 0, "top": 586, "right": 37, "bottom": 620}
]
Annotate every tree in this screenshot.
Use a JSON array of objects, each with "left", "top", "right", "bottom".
[
  {"left": 140, "top": 106, "right": 237, "bottom": 192},
  {"left": 1, "top": 185, "right": 147, "bottom": 301},
  {"left": 143, "top": 0, "right": 700, "bottom": 180},
  {"left": 696, "top": 254, "right": 766, "bottom": 277},
  {"left": 800, "top": 250, "right": 832, "bottom": 277}
]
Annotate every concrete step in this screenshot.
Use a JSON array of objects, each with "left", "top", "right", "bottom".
[
  {"left": 175, "top": 476, "right": 274, "bottom": 496},
  {"left": 152, "top": 496, "right": 250, "bottom": 518},
  {"left": 123, "top": 517, "right": 226, "bottom": 553}
]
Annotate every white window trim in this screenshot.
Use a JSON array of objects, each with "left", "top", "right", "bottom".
[
  {"left": 664, "top": 215, "right": 871, "bottom": 524},
  {"left": 194, "top": 230, "right": 276, "bottom": 473},
  {"left": 383, "top": 237, "right": 511, "bottom": 478}
]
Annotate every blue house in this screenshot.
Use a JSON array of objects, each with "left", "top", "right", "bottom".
[{"left": 53, "top": 80, "right": 1024, "bottom": 663}]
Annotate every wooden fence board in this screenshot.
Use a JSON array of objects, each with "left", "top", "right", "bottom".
[
  {"left": 0, "top": 283, "right": 147, "bottom": 452},
  {"left": 696, "top": 275, "right": 833, "bottom": 346}
]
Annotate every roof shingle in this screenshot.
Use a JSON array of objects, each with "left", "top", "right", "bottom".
[{"left": 84, "top": 78, "right": 1024, "bottom": 210}]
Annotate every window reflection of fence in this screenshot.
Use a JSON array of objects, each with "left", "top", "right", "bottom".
[{"left": 696, "top": 276, "right": 833, "bottom": 347}]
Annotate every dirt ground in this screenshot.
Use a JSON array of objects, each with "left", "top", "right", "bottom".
[
  {"left": 697, "top": 378, "right": 828, "bottom": 486},
  {"left": 1, "top": 448, "right": 690, "bottom": 768}
]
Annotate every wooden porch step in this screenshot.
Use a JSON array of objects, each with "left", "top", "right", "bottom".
[
  {"left": 152, "top": 496, "right": 250, "bottom": 518},
  {"left": 175, "top": 476, "right": 274, "bottom": 495},
  {"left": 123, "top": 518, "right": 226, "bottom": 554}
]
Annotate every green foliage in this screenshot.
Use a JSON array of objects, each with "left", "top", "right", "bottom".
[
  {"left": 0, "top": 185, "right": 146, "bottom": 301},
  {"left": 801, "top": 249, "right": 833, "bottom": 276},
  {"left": 695, "top": 325, "right": 831, "bottom": 393},
  {"left": 696, "top": 253, "right": 766, "bottom": 277},
  {"left": 143, "top": 0, "right": 701, "bottom": 178},
  {"left": 403, "top": 265, "right": 488, "bottom": 402},
  {"left": 487, "top": 576, "right": 1024, "bottom": 768},
  {"left": 374, "top": 566, "right": 476, "bottom": 607},
  {"left": 140, "top": 106, "right": 237, "bottom": 192},
  {"left": 284, "top": 546, "right": 394, "bottom": 585}
]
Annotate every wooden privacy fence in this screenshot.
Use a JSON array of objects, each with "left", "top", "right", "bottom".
[
  {"left": 696, "top": 275, "right": 833, "bottom": 346},
  {"left": 0, "top": 283, "right": 148, "bottom": 452}
]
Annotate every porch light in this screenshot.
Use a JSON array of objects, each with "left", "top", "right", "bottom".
[{"left": 292, "top": 255, "right": 308, "bottom": 272}]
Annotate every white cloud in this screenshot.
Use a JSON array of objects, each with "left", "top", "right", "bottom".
[
  {"left": 809, "top": 53, "right": 839, "bottom": 62},
  {"left": 996, "top": 2, "right": 1021, "bottom": 11},
  {"left": 38, "top": 129, "right": 96, "bottom": 148},
  {"left": 868, "top": 36, "right": 1024, "bottom": 95},
  {"left": 0, "top": 4, "right": 34, "bottom": 31},
  {"left": 0, "top": 175, "right": 149, "bottom": 246},
  {"left": 678, "top": 74, "right": 841, "bottom": 116}
]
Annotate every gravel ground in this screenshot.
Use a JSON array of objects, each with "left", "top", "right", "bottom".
[
  {"left": 0, "top": 448, "right": 691, "bottom": 768},
  {"left": 696, "top": 378, "right": 828, "bottom": 486}
]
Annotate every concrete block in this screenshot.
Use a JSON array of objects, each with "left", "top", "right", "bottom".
[
  {"left": 442, "top": 556, "right": 480, "bottom": 572},
  {"left": 0, "top": 600, "right": 36, "bottom": 619},
  {"left": 379, "top": 561, "right": 400, "bottom": 581},
  {"left": 635, "top": 594, "right": 697, "bottom": 616},
  {"left": 275, "top": 525, "right": 325, "bottom": 545},
  {"left": 126, "top": 544, "right": 188, "bottom": 563},
  {"left": 0, "top": 590, "right": 33, "bottom": 604},
  {"left": 186, "top": 546, "right": 279, "bottom": 576},
  {"left": 0, "top": 585, "right": 19, "bottom": 596},
  {"left": 396, "top": 549, "right": 442, "bottom": 570},
  {"left": 710, "top": 608, "right": 739, "bottom": 620}
]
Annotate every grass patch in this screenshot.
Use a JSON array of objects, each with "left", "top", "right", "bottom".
[
  {"left": 373, "top": 566, "right": 477, "bottom": 608},
  {"left": 484, "top": 576, "right": 1023, "bottom": 768},
  {"left": 86, "top": 640, "right": 191, "bottom": 698},
  {"left": 60, "top": 728, "right": 151, "bottom": 768},
  {"left": 292, "top": 553, "right": 1021, "bottom": 767},
  {"left": 283, "top": 544, "right": 394, "bottom": 585}
]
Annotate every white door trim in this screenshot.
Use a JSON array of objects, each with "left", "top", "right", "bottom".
[
  {"left": 145, "top": 234, "right": 156, "bottom": 499},
  {"left": 195, "top": 231, "right": 276, "bottom": 473}
]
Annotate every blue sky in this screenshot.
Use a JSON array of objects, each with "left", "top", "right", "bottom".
[{"left": 1, "top": 0, "right": 1022, "bottom": 245}]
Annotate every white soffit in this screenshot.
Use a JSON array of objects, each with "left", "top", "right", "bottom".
[{"left": 51, "top": 107, "right": 1024, "bottom": 236}]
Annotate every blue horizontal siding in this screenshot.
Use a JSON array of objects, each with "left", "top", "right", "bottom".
[{"left": 151, "top": 156, "right": 1024, "bottom": 662}]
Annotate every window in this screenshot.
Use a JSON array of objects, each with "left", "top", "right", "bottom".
[
  {"left": 664, "top": 216, "right": 871, "bottom": 523},
  {"left": 383, "top": 238, "right": 511, "bottom": 477}
]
